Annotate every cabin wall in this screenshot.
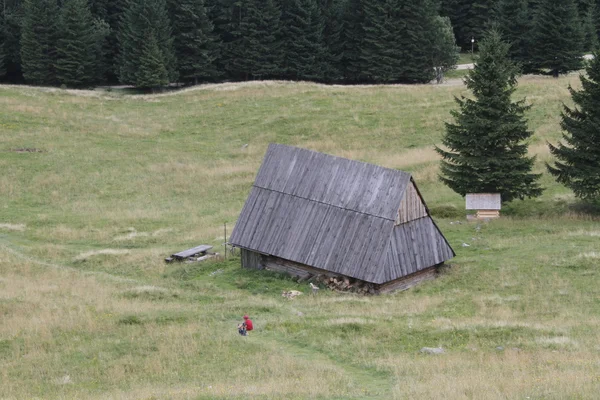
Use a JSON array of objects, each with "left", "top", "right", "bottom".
[
  {"left": 377, "top": 265, "right": 439, "bottom": 293},
  {"left": 396, "top": 181, "right": 428, "bottom": 225},
  {"left": 241, "top": 248, "right": 264, "bottom": 270},
  {"left": 244, "top": 253, "right": 441, "bottom": 294},
  {"left": 262, "top": 255, "right": 336, "bottom": 280}
]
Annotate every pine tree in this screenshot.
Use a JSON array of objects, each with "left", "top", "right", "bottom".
[
  {"left": 360, "top": 0, "right": 437, "bottom": 83},
  {"left": 118, "top": 0, "right": 176, "bottom": 87},
  {"left": 582, "top": 2, "right": 599, "bottom": 51},
  {"left": 360, "top": 0, "right": 397, "bottom": 82},
  {"left": 440, "top": 0, "right": 496, "bottom": 50},
  {"left": 170, "top": 0, "right": 220, "bottom": 84},
  {"left": 20, "top": 0, "right": 60, "bottom": 85},
  {"left": 339, "top": 0, "right": 365, "bottom": 82},
  {"left": 396, "top": 0, "right": 438, "bottom": 83},
  {"left": 136, "top": 30, "right": 169, "bottom": 89},
  {"left": 547, "top": 51, "right": 600, "bottom": 201},
  {"left": 91, "top": 17, "right": 111, "bottom": 84},
  {"left": 227, "top": 0, "right": 282, "bottom": 80},
  {"left": 431, "top": 16, "right": 460, "bottom": 83},
  {"left": 319, "top": 0, "right": 344, "bottom": 82},
  {"left": 253, "top": 0, "right": 283, "bottom": 79},
  {"left": 495, "top": 0, "right": 533, "bottom": 69},
  {"left": 281, "top": 0, "right": 327, "bottom": 81},
  {"left": 529, "top": 0, "right": 584, "bottom": 76},
  {"left": 596, "top": 0, "right": 600, "bottom": 42},
  {"left": 436, "top": 30, "right": 543, "bottom": 202},
  {"left": 55, "top": 0, "right": 97, "bottom": 87},
  {"left": 0, "top": 13, "right": 6, "bottom": 77},
  {"left": 1, "top": 2, "right": 23, "bottom": 82}
]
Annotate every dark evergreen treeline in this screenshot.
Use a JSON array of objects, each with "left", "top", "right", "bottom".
[{"left": 1, "top": 0, "right": 599, "bottom": 88}]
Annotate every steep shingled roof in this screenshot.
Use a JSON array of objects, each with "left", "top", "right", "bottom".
[{"left": 230, "top": 144, "right": 454, "bottom": 284}]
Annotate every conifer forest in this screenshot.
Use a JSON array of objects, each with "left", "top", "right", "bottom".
[{"left": 0, "top": 0, "right": 599, "bottom": 88}]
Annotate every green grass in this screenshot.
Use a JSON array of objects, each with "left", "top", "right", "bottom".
[{"left": 1, "top": 78, "right": 599, "bottom": 399}]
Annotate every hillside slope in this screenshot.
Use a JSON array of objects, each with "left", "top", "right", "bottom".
[{"left": 1, "top": 78, "right": 599, "bottom": 399}]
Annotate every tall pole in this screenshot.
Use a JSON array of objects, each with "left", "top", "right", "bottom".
[{"left": 471, "top": 37, "right": 475, "bottom": 62}]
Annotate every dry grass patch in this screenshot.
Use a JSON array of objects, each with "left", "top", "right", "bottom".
[
  {"left": 379, "top": 350, "right": 600, "bottom": 399},
  {"left": 0, "top": 223, "right": 26, "bottom": 231},
  {"left": 74, "top": 249, "right": 130, "bottom": 261}
]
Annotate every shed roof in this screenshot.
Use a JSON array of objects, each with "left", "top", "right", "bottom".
[
  {"left": 466, "top": 193, "right": 502, "bottom": 210},
  {"left": 230, "top": 144, "right": 454, "bottom": 284}
]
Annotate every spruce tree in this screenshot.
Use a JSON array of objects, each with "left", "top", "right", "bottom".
[
  {"left": 582, "top": 2, "right": 599, "bottom": 51},
  {"left": 1, "top": 3, "right": 23, "bottom": 82},
  {"left": 118, "top": 0, "right": 176, "bottom": 87},
  {"left": 440, "top": 0, "right": 496, "bottom": 50},
  {"left": 319, "top": 0, "right": 344, "bottom": 82},
  {"left": 437, "top": 30, "right": 543, "bottom": 202},
  {"left": 339, "top": 0, "right": 365, "bottom": 82},
  {"left": 431, "top": 16, "right": 460, "bottom": 84},
  {"left": 281, "top": 0, "right": 327, "bottom": 81},
  {"left": 227, "top": 0, "right": 282, "bottom": 80},
  {"left": 170, "top": 0, "right": 220, "bottom": 84},
  {"left": 596, "top": 1, "right": 600, "bottom": 42},
  {"left": 495, "top": 0, "right": 533, "bottom": 69},
  {"left": 20, "top": 0, "right": 59, "bottom": 85},
  {"left": 136, "top": 31, "right": 169, "bottom": 89},
  {"left": 252, "top": 0, "right": 283, "bottom": 79},
  {"left": 547, "top": 51, "right": 600, "bottom": 201},
  {"left": 397, "top": 0, "right": 438, "bottom": 83},
  {"left": 56, "top": 0, "right": 97, "bottom": 87},
  {"left": 360, "top": 0, "right": 398, "bottom": 82},
  {"left": 0, "top": 13, "right": 6, "bottom": 77},
  {"left": 361, "top": 0, "right": 437, "bottom": 83},
  {"left": 529, "top": 0, "right": 584, "bottom": 76}
]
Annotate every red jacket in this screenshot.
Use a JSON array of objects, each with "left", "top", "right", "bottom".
[{"left": 244, "top": 318, "right": 253, "bottom": 331}]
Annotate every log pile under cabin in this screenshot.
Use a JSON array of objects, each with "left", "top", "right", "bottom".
[{"left": 230, "top": 144, "right": 455, "bottom": 294}]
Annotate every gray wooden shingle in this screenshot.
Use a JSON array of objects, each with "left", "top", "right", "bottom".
[{"left": 230, "top": 144, "right": 455, "bottom": 284}]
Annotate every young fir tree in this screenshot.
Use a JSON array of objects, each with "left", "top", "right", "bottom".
[
  {"left": 529, "top": 0, "right": 584, "bottom": 76},
  {"left": 20, "top": 0, "right": 60, "bottom": 85},
  {"left": 281, "top": 0, "right": 327, "bottom": 81},
  {"left": 495, "top": 0, "right": 533, "bottom": 69},
  {"left": 547, "top": 51, "right": 600, "bottom": 201},
  {"left": 170, "top": 0, "right": 220, "bottom": 84},
  {"left": 436, "top": 30, "right": 543, "bottom": 202},
  {"left": 136, "top": 30, "right": 169, "bottom": 89},
  {"left": 430, "top": 16, "right": 460, "bottom": 84},
  {"left": 55, "top": 0, "right": 97, "bottom": 87},
  {"left": 118, "top": 0, "right": 176, "bottom": 87}
]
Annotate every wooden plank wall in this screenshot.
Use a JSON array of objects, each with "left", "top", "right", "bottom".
[
  {"left": 241, "top": 248, "right": 264, "bottom": 270},
  {"left": 377, "top": 266, "right": 437, "bottom": 293},
  {"left": 396, "top": 181, "right": 428, "bottom": 225},
  {"left": 262, "top": 255, "right": 335, "bottom": 280}
]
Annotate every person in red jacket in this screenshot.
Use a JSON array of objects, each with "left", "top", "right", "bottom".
[
  {"left": 237, "top": 315, "right": 253, "bottom": 336},
  {"left": 243, "top": 315, "right": 253, "bottom": 332}
]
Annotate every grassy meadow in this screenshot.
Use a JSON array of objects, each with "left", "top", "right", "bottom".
[{"left": 1, "top": 76, "right": 600, "bottom": 399}]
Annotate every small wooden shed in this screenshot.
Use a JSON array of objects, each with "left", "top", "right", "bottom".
[
  {"left": 229, "top": 144, "right": 455, "bottom": 293},
  {"left": 466, "top": 193, "right": 501, "bottom": 219}
]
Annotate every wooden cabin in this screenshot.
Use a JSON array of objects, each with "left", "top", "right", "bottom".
[
  {"left": 466, "top": 193, "right": 501, "bottom": 219},
  {"left": 229, "top": 144, "right": 455, "bottom": 294}
]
